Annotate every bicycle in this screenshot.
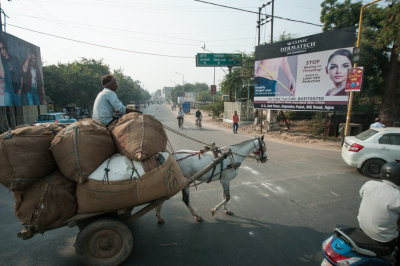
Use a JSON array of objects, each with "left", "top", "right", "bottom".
[
  {"left": 195, "top": 117, "right": 202, "bottom": 129},
  {"left": 178, "top": 117, "right": 184, "bottom": 129}
]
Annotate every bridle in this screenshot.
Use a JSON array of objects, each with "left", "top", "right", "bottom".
[
  {"left": 230, "top": 137, "right": 267, "bottom": 163},
  {"left": 252, "top": 137, "right": 267, "bottom": 163}
]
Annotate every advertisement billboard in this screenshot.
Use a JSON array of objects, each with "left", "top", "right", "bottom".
[
  {"left": 254, "top": 28, "right": 356, "bottom": 112},
  {"left": 0, "top": 32, "right": 46, "bottom": 106}
]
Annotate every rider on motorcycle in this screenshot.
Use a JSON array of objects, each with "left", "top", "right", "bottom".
[
  {"left": 357, "top": 162, "right": 400, "bottom": 250},
  {"left": 195, "top": 109, "right": 202, "bottom": 127}
]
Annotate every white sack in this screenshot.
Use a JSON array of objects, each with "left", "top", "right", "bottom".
[{"left": 89, "top": 152, "right": 169, "bottom": 182}]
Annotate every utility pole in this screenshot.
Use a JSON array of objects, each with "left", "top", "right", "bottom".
[
  {"left": 256, "top": 2, "right": 273, "bottom": 133},
  {"left": 271, "top": 0, "right": 274, "bottom": 43}
]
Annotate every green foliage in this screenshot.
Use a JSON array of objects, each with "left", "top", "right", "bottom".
[
  {"left": 203, "top": 100, "right": 225, "bottom": 119},
  {"left": 306, "top": 112, "right": 325, "bottom": 136},
  {"left": 170, "top": 82, "right": 209, "bottom": 103},
  {"left": 43, "top": 58, "right": 150, "bottom": 111},
  {"left": 282, "top": 111, "right": 314, "bottom": 120},
  {"left": 219, "top": 53, "right": 255, "bottom": 101},
  {"left": 320, "top": 0, "right": 400, "bottom": 124},
  {"left": 196, "top": 90, "right": 222, "bottom": 102}
]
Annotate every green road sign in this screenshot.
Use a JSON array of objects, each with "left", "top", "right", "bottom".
[{"left": 196, "top": 53, "right": 242, "bottom": 67}]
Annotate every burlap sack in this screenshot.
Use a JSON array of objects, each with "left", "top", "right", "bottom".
[
  {"left": 14, "top": 170, "right": 77, "bottom": 228},
  {"left": 76, "top": 155, "right": 186, "bottom": 213},
  {"left": 0, "top": 125, "right": 58, "bottom": 191},
  {"left": 111, "top": 113, "right": 167, "bottom": 161},
  {"left": 50, "top": 119, "right": 116, "bottom": 183}
]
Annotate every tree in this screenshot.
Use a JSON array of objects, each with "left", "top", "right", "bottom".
[
  {"left": 170, "top": 82, "right": 209, "bottom": 103},
  {"left": 320, "top": 0, "right": 400, "bottom": 125},
  {"left": 43, "top": 58, "right": 110, "bottom": 110},
  {"left": 219, "top": 53, "right": 255, "bottom": 101},
  {"left": 43, "top": 58, "right": 150, "bottom": 111}
]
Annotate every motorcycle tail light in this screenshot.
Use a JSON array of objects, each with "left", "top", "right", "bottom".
[
  {"left": 323, "top": 239, "right": 351, "bottom": 262},
  {"left": 349, "top": 143, "right": 364, "bottom": 152},
  {"left": 322, "top": 237, "right": 361, "bottom": 265}
]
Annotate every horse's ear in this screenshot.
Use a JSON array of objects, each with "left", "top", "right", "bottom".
[{"left": 261, "top": 135, "right": 264, "bottom": 141}]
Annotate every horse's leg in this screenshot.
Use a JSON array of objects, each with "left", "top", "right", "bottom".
[
  {"left": 155, "top": 204, "right": 165, "bottom": 224},
  {"left": 211, "top": 180, "right": 233, "bottom": 216},
  {"left": 182, "top": 187, "right": 202, "bottom": 222}
]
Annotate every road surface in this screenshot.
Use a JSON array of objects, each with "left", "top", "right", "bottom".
[{"left": 0, "top": 104, "right": 369, "bottom": 265}]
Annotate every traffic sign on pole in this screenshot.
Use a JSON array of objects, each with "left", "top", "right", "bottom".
[
  {"left": 210, "top": 85, "right": 216, "bottom": 95},
  {"left": 196, "top": 53, "right": 242, "bottom": 67}
]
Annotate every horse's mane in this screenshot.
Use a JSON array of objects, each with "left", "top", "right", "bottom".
[{"left": 230, "top": 138, "right": 256, "bottom": 147}]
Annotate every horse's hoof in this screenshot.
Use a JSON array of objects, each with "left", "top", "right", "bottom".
[
  {"left": 225, "top": 210, "right": 234, "bottom": 215},
  {"left": 195, "top": 216, "right": 203, "bottom": 223},
  {"left": 157, "top": 218, "right": 165, "bottom": 225},
  {"left": 211, "top": 209, "right": 216, "bottom": 216}
]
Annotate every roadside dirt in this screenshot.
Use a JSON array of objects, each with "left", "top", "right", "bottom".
[{"left": 183, "top": 111, "right": 343, "bottom": 151}]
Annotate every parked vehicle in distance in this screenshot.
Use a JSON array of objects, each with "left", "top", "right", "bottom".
[
  {"left": 35, "top": 112, "right": 77, "bottom": 124},
  {"left": 341, "top": 127, "right": 400, "bottom": 178}
]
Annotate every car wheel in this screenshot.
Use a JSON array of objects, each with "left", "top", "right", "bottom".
[{"left": 361, "top": 159, "right": 386, "bottom": 178}]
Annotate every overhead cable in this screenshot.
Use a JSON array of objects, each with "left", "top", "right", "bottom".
[
  {"left": 6, "top": 23, "right": 194, "bottom": 59},
  {"left": 193, "top": 0, "right": 323, "bottom": 27}
]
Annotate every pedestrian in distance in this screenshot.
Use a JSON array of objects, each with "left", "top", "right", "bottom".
[
  {"left": 370, "top": 117, "right": 385, "bottom": 129},
  {"left": 232, "top": 110, "right": 239, "bottom": 134}
]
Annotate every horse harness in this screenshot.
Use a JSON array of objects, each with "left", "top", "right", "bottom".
[{"left": 174, "top": 140, "right": 264, "bottom": 184}]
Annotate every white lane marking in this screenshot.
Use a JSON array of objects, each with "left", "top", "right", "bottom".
[
  {"left": 242, "top": 181, "right": 259, "bottom": 189},
  {"left": 261, "top": 182, "right": 286, "bottom": 194},
  {"left": 242, "top": 166, "right": 260, "bottom": 176},
  {"left": 330, "top": 191, "right": 339, "bottom": 197}
]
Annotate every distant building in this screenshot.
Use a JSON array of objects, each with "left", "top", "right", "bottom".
[{"left": 162, "top": 87, "right": 172, "bottom": 102}]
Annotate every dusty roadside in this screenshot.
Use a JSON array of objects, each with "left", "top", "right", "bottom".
[{"left": 181, "top": 109, "right": 343, "bottom": 151}]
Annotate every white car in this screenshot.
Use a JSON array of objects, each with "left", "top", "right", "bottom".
[{"left": 341, "top": 127, "right": 400, "bottom": 178}]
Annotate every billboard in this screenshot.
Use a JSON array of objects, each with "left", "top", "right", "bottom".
[
  {"left": 0, "top": 32, "right": 45, "bottom": 106},
  {"left": 254, "top": 28, "right": 356, "bottom": 112},
  {"left": 183, "top": 92, "right": 197, "bottom": 103}
]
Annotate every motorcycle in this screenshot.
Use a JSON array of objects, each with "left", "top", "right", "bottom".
[{"left": 321, "top": 227, "right": 398, "bottom": 266}]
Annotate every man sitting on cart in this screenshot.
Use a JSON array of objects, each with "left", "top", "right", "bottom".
[{"left": 92, "top": 74, "right": 140, "bottom": 127}]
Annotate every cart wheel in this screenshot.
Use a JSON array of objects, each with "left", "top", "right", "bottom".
[{"left": 75, "top": 218, "right": 133, "bottom": 266}]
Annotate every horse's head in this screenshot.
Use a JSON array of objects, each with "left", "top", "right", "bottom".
[{"left": 251, "top": 136, "right": 267, "bottom": 163}]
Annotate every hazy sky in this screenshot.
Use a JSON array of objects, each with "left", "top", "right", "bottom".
[{"left": 2, "top": 0, "right": 324, "bottom": 93}]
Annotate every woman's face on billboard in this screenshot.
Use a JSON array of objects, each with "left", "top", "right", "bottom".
[{"left": 326, "top": 55, "right": 351, "bottom": 86}]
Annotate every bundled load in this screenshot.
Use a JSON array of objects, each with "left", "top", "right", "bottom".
[
  {"left": 76, "top": 152, "right": 186, "bottom": 213},
  {"left": 111, "top": 113, "right": 168, "bottom": 161},
  {"left": 0, "top": 125, "right": 59, "bottom": 191},
  {"left": 1, "top": 111, "right": 187, "bottom": 238},
  {"left": 14, "top": 170, "right": 77, "bottom": 228},
  {"left": 50, "top": 119, "right": 116, "bottom": 183}
]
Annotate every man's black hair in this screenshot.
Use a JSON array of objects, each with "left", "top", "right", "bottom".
[{"left": 101, "top": 74, "right": 114, "bottom": 86}]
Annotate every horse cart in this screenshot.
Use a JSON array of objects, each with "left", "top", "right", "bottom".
[{"left": 16, "top": 150, "right": 232, "bottom": 266}]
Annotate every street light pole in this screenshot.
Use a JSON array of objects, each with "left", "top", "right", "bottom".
[
  {"left": 344, "top": 0, "right": 381, "bottom": 137},
  {"left": 175, "top": 72, "right": 184, "bottom": 85}
]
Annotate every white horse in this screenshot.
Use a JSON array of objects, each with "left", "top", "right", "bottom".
[{"left": 156, "top": 136, "right": 267, "bottom": 223}]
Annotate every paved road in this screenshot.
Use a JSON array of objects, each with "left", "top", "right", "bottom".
[{"left": 0, "top": 104, "right": 370, "bottom": 266}]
